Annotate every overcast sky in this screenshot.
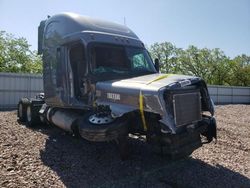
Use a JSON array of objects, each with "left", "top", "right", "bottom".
[{"left": 0, "top": 0, "right": 249, "bottom": 58}]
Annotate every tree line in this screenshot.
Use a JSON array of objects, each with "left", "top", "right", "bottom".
[
  {"left": 149, "top": 42, "right": 250, "bottom": 86},
  {"left": 0, "top": 31, "right": 42, "bottom": 74},
  {"left": 0, "top": 31, "right": 249, "bottom": 86}
]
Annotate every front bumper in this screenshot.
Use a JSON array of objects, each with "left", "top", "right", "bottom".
[{"left": 150, "top": 116, "right": 217, "bottom": 158}]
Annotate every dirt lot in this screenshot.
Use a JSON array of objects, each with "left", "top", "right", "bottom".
[{"left": 0, "top": 105, "right": 249, "bottom": 188}]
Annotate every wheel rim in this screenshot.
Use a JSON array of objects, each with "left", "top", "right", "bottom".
[
  {"left": 89, "top": 114, "right": 114, "bottom": 125},
  {"left": 18, "top": 103, "right": 22, "bottom": 117},
  {"left": 27, "top": 106, "right": 32, "bottom": 122}
]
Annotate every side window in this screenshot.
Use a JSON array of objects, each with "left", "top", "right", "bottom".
[{"left": 69, "top": 43, "right": 85, "bottom": 76}]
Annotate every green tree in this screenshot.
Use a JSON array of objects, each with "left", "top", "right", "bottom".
[
  {"left": 149, "top": 41, "right": 250, "bottom": 86},
  {"left": 230, "top": 55, "right": 250, "bottom": 86},
  {"left": 149, "top": 42, "right": 182, "bottom": 73},
  {"left": 0, "top": 31, "right": 42, "bottom": 73},
  {"left": 178, "top": 46, "right": 210, "bottom": 78},
  {"left": 208, "top": 48, "right": 232, "bottom": 85}
]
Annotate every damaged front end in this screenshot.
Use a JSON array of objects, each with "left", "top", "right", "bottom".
[
  {"left": 95, "top": 74, "right": 217, "bottom": 158},
  {"left": 151, "top": 77, "right": 217, "bottom": 157}
]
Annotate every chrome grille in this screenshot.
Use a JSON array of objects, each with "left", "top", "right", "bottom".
[{"left": 173, "top": 92, "right": 201, "bottom": 126}]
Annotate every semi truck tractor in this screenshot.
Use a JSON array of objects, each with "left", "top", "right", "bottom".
[{"left": 17, "top": 12, "right": 216, "bottom": 159}]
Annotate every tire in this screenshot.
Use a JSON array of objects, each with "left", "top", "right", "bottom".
[
  {"left": 78, "top": 112, "right": 130, "bottom": 160},
  {"left": 17, "top": 98, "right": 30, "bottom": 122},
  {"left": 26, "top": 102, "right": 41, "bottom": 127},
  {"left": 167, "top": 150, "right": 193, "bottom": 160},
  {"left": 78, "top": 112, "right": 129, "bottom": 142},
  {"left": 117, "top": 135, "right": 130, "bottom": 160}
]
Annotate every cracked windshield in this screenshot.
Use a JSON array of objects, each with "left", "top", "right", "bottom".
[{"left": 90, "top": 44, "right": 156, "bottom": 76}]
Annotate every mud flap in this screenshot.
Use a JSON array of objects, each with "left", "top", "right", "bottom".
[{"left": 207, "top": 117, "right": 217, "bottom": 143}]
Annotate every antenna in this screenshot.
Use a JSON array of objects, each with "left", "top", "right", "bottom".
[{"left": 123, "top": 17, "right": 126, "bottom": 26}]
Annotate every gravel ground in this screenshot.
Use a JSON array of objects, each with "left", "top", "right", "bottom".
[{"left": 0, "top": 105, "right": 249, "bottom": 188}]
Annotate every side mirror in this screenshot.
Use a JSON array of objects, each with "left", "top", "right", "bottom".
[{"left": 154, "top": 58, "right": 160, "bottom": 72}]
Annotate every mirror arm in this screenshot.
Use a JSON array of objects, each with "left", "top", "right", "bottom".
[{"left": 154, "top": 58, "right": 160, "bottom": 72}]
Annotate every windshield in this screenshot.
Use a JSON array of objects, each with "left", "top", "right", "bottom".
[{"left": 89, "top": 44, "right": 156, "bottom": 78}]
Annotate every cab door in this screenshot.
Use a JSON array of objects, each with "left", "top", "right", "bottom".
[{"left": 67, "top": 42, "right": 90, "bottom": 105}]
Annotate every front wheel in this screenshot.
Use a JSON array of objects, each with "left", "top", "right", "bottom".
[
  {"left": 116, "top": 135, "right": 130, "bottom": 160},
  {"left": 78, "top": 112, "right": 129, "bottom": 142}
]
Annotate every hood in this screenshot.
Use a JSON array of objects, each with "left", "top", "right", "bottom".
[
  {"left": 97, "top": 73, "right": 199, "bottom": 92},
  {"left": 95, "top": 73, "right": 201, "bottom": 117}
]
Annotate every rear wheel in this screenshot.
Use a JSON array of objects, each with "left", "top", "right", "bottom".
[
  {"left": 26, "top": 102, "right": 41, "bottom": 127},
  {"left": 18, "top": 102, "right": 24, "bottom": 121},
  {"left": 17, "top": 98, "right": 30, "bottom": 122}
]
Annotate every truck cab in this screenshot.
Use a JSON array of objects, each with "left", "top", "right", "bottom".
[
  {"left": 39, "top": 13, "right": 157, "bottom": 108},
  {"left": 18, "top": 12, "right": 216, "bottom": 159}
]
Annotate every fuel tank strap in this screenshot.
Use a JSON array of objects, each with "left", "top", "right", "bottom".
[{"left": 139, "top": 74, "right": 172, "bottom": 131}]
